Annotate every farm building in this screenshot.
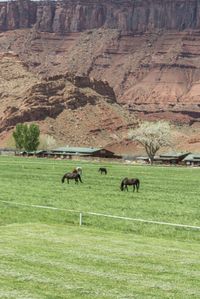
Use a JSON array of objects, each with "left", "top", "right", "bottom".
[
  {"left": 50, "top": 147, "right": 118, "bottom": 159},
  {"left": 183, "top": 153, "right": 200, "bottom": 166},
  {"left": 134, "top": 153, "right": 190, "bottom": 165},
  {"left": 156, "top": 152, "right": 190, "bottom": 165},
  {"left": 18, "top": 147, "right": 119, "bottom": 159}
]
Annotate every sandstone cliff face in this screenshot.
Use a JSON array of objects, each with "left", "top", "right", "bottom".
[{"left": 1, "top": 0, "right": 200, "bottom": 33}]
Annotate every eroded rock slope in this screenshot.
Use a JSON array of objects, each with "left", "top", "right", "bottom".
[{"left": 0, "top": 53, "right": 135, "bottom": 146}]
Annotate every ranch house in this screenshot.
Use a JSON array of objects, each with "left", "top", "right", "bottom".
[
  {"left": 18, "top": 147, "right": 119, "bottom": 159},
  {"left": 183, "top": 153, "right": 200, "bottom": 166},
  {"left": 50, "top": 147, "right": 117, "bottom": 159},
  {"left": 156, "top": 152, "right": 190, "bottom": 165},
  {"left": 134, "top": 152, "right": 190, "bottom": 165}
]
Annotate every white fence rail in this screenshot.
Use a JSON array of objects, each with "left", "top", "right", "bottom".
[{"left": 1, "top": 200, "right": 200, "bottom": 230}]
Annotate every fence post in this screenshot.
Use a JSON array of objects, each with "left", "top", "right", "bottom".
[{"left": 79, "top": 212, "right": 83, "bottom": 226}]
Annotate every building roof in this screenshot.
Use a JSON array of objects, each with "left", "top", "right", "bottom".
[
  {"left": 159, "top": 152, "right": 190, "bottom": 159},
  {"left": 183, "top": 154, "right": 200, "bottom": 162},
  {"left": 51, "top": 147, "right": 111, "bottom": 154}
]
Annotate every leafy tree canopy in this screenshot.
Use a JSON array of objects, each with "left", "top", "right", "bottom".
[{"left": 13, "top": 123, "right": 40, "bottom": 151}]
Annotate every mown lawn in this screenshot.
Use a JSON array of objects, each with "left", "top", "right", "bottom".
[
  {"left": 0, "top": 224, "right": 200, "bottom": 299},
  {"left": 0, "top": 156, "right": 200, "bottom": 298}
]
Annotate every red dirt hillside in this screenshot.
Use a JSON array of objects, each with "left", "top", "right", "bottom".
[
  {"left": 0, "top": 0, "right": 200, "bottom": 152},
  {"left": 0, "top": 52, "right": 135, "bottom": 148}
]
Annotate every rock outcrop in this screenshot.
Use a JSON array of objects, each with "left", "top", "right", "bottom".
[
  {"left": 0, "top": 53, "right": 134, "bottom": 146},
  {"left": 1, "top": 0, "right": 200, "bottom": 34}
]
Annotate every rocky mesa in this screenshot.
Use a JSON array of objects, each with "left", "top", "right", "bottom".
[
  {"left": 0, "top": 0, "right": 200, "bottom": 151},
  {"left": 1, "top": 0, "right": 200, "bottom": 33}
]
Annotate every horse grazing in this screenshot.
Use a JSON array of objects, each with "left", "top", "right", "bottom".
[
  {"left": 120, "top": 177, "right": 140, "bottom": 192},
  {"left": 98, "top": 167, "right": 107, "bottom": 175},
  {"left": 61, "top": 172, "right": 83, "bottom": 184},
  {"left": 72, "top": 166, "right": 82, "bottom": 175}
]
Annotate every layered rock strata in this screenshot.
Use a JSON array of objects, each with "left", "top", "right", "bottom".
[{"left": 0, "top": 0, "right": 200, "bottom": 34}]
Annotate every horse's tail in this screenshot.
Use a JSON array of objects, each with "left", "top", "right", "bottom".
[
  {"left": 120, "top": 180, "right": 124, "bottom": 191},
  {"left": 61, "top": 174, "right": 65, "bottom": 183},
  {"left": 78, "top": 174, "right": 83, "bottom": 183}
]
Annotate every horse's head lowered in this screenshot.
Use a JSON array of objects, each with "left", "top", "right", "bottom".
[{"left": 120, "top": 177, "right": 140, "bottom": 192}]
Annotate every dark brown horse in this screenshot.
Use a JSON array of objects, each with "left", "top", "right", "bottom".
[
  {"left": 120, "top": 177, "right": 140, "bottom": 192},
  {"left": 98, "top": 167, "right": 107, "bottom": 175},
  {"left": 61, "top": 172, "right": 83, "bottom": 184}
]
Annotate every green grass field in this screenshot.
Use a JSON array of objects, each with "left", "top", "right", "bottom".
[{"left": 0, "top": 156, "right": 200, "bottom": 298}]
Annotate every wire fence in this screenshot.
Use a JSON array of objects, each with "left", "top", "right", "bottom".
[{"left": 1, "top": 200, "right": 200, "bottom": 231}]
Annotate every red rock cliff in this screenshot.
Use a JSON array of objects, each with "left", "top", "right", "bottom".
[{"left": 0, "top": 0, "right": 200, "bottom": 33}]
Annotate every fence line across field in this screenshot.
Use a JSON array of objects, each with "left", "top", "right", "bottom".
[{"left": 1, "top": 200, "right": 200, "bottom": 230}]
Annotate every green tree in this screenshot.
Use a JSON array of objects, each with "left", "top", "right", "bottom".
[
  {"left": 129, "top": 121, "right": 171, "bottom": 164},
  {"left": 12, "top": 123, "right": 27, "bottom": 150},
  {"left": 13, "top": 123, "right": 40, "bottom": 151},
  {"left": 24, "top": 124, "right": 40, "bottom": 151}
]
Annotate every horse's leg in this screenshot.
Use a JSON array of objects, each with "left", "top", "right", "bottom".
[
  {"left": 67, "top": 179, "right": 69, "bottom": 184},
  {"left": 126, "top": 185, "right": 128, "bottom": 191},
  {"left": 133, "top": 185, "right": 135, "bottom": 192}
]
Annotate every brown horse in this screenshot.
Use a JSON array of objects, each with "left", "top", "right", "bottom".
[
  {"left": 120, "top": 177, "right": 140, "bottom": 192},
  {"left": 61, "top": 172, "right": 83, "bottom": 184}
]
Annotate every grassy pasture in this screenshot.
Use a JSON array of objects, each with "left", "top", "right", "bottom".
[
  {"left": 1, "top": 224, "right": 200, "bottom": 299},
  {"left": 0, "top": 156, "right": 199, "bottom": 239},
  {"left": 0, "top": 156, "right": 200, "bottom": 298}
]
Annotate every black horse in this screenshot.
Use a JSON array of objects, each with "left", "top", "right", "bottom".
[
  {"left": 61, "top": 172, "right": 83, "bottom": 184},
  {"left": 98, "top": 167, "right": 107, "bottom": 175},
  {"left": 120, "top": 177, "right": 140, "bottom": 192}
]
